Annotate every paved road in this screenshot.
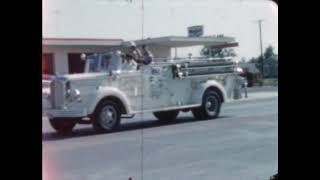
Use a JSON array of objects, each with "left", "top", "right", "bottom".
[{"left": 43, "top": 88, "right": 278, "bottom": 180}]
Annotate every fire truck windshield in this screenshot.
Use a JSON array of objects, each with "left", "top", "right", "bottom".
[{"left": 87, "top": 54, "right": 114, "bottom": 73}]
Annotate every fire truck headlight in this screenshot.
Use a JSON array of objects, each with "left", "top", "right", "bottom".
[
  {"left": 71, "top": 89, "right": 81, "bottom": 101},
  {"left": 67, "top": 89, "right": 81, "bottom": 102}
]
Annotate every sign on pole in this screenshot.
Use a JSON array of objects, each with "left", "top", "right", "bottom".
[{"left": 188, "top": 25, "right": 204, "bottom": 37}]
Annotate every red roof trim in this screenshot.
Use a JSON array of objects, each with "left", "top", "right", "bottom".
[{"left": 43, "top": 37, "right": 123, "bottom": 41}]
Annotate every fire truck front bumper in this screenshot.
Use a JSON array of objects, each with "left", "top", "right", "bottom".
[{"left": 43, "top": 108, "right": 88, "bottom": 118}]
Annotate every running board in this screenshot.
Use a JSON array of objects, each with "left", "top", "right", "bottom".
[
  {"left": 76, "top": 115, "right": 135, "bottom": 124},
  {"left": 77, "top": 118, "right": 92, "bottom": 124},
  {"left": 121, "top": 114, "right": 135, "bottom": 119}
]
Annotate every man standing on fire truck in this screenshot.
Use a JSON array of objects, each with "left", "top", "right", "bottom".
[
  {"left": 141, "top": 44, "right": 153, "bottom": 65},
  {"left": 126, "top": 41, "right": 142, "bottom": 63}
]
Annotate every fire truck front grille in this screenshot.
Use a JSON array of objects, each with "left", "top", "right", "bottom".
[{"left": 50, "top": 80, "right": 65, "bottom": 109}]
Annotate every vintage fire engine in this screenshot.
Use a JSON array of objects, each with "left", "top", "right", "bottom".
[{"left": 42, "top": 50, "right": 244, "bottom": 133}]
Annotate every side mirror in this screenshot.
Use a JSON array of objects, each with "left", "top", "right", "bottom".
[{"left": 80, "top": 53, "right": 86, "bottom": 61}]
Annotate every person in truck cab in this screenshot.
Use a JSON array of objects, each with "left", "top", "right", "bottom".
[{"left": 121, "top": 52, "right": 137, "bottom": 71}]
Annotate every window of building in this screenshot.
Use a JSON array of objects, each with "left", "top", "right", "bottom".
[
  {"left": 42, "top": 53, "right": 54, "bottom": 75},
  {"left": 68, "top": 53, "right": 87, "bottom": 74}
]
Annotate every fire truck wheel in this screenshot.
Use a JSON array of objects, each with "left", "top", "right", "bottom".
[
  {"left": 49, "top": 118, "right": 76, "bottom": 134},
  {"left": 92, "top": 100, "right": 121, "bottom": 132},
  {"left": 192, "top": 89, "right": 221, "bottom": 120},
  {"left": 153, "top": 110, "right": 179, "bottom": 122}
]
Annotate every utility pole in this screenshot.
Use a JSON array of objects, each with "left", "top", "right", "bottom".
[
  {"left": 254, "top": 19, "right": 265, "bottom": 85},
  {"left": 140, "top": 1, "right": 145, "bottom": 180},
  {"left": 141, "top": 0, "right": 144, "bottom": 40}
]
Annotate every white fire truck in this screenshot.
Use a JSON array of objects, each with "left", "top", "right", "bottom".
[{"left": 43, "top": 47, "right": 244, "bottom": 133}]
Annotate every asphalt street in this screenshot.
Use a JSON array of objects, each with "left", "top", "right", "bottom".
[{"left": 42, "top": 87, "right": 278, "bottom": 180}]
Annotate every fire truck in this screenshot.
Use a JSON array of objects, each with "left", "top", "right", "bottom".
[{"left": 43, "top": 47, "right": 244, "bottom": 133}]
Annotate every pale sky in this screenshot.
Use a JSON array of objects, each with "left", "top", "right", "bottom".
[{"left": 42, "top": 0, "right": 278, "bottom": 60}]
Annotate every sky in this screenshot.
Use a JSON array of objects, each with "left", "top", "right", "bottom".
[{"left": 42, "top": 0, "right": 278, "bottom": 60}]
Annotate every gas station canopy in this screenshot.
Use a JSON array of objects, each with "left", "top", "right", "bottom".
[
  {"left": 43, "top": 36, "right": 238, "bottom": 48},
  {"left": 131, "top": 36, "right": 239, "bottom": 48}
]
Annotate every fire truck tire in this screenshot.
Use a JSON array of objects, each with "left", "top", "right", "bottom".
[
  {"left": 49, "top": 118, "right": 76, "bottom": 133},
  {"left": 92, "top": 100, "right": 121, "bottom": 132},
  {"left": 192, "top": 89, "right": 221, "bottom": 120},
  {"left": 153, "top": 110, "right": 179, "bottom": 122}
]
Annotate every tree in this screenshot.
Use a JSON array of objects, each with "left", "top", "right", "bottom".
[
  {"left": 250, "top": 45, "right": 277, "bottom": 64},
  {"left": 264, "top": 46, "right": 276, "bottom": 60},
  {"left": 249, "top": 45, "right": 278, "bottom": 78},
  {"left": 201, "top": 47, "right": 237, "bottom": 57}
]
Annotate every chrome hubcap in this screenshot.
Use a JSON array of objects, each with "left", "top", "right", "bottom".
[
  {"left": 206, "top": 101, "right": 212, "bottom": 109},
  {"left": 205, "top": 96, "right": 218, "bottom": 116},
  {"left": 100, "top": 105, "right": 116, "bottom": 128}
]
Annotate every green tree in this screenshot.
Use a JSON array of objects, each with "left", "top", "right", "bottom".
[
  {"left": 249, "top": 45, "right": 277, "bottom": 77},
  {"left": 250, "top": 45, "right": 277, "bottom": 65},
  {"left": 264, "top": 46, "right": 276, "bottom": 59}
]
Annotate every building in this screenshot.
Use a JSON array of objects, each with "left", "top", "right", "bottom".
[
  {"left": 42, "top": 36, "right": 237, "bottom": 75},
  {"left": 42, "top": 38, "right": 124, "bottom": 75}
]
